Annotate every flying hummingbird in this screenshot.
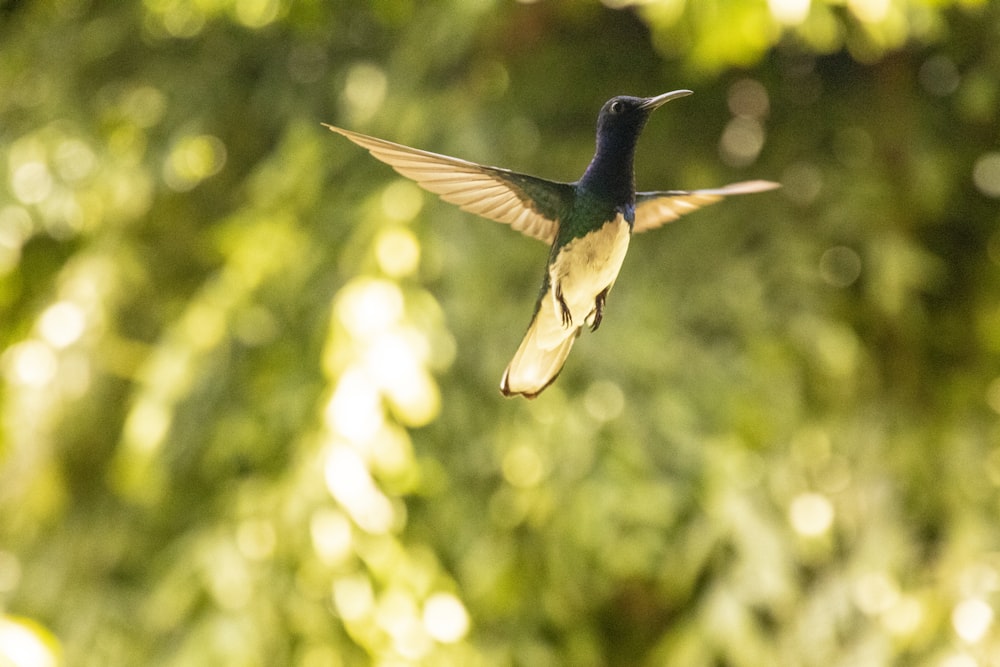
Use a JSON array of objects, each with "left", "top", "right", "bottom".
[{"left": 324, "top": 90, "right": 778, "bottom": 398}]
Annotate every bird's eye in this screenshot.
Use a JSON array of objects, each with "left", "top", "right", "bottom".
[{"left": 610, "top": 100, "right": 624, "bottom": 114}]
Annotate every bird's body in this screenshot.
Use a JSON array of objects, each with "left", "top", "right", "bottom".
[
  {"left": 324, "top": 91, "right": 778, "bottom": 398},
  {"left": 503, "top": 193, "right": 632, "bottom": 397}
]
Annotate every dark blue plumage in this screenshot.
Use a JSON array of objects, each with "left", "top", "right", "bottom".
[{"left": 324, "top": 91, "right": 778, "bottom": 397}]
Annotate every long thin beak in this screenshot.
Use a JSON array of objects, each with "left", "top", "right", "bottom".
[{"left": 640, "top": 89, "right": 693, "bottom": 111}]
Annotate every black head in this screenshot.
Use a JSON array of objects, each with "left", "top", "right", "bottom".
[
  {"left": 581, "top": 90, "right": 692, "bottom": 199},
  {"left": 594, "top": 90, "right": 692, "bottom": 150}
]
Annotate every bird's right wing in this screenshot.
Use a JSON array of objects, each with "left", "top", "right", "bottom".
[
  {"left": 324, "top": 124, "right": 573, "bottom": 245},
  {"left": 633, "top": 180, "right": 780, "bottom": 233}
]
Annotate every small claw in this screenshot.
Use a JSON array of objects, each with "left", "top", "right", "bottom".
[
  {"left": 555, "top": 284, "right": 573, "bottom": 329},
  {"left": 589, "top": 287, "right": 609, "bottom": 332}
]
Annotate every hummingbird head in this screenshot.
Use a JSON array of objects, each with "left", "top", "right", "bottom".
[
  {"left": 594, "top": 90, "right": 692, "bottom": 152},
  {"left": 582, "top": 90, "right": 692, "bottom": 199}
]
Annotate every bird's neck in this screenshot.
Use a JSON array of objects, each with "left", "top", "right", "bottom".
[{"left": 578, "top": 141, "right": 637, "bottom": 205}]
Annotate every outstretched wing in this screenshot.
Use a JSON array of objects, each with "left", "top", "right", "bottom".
[
  {"left": 324, "top": 124, "right": 573, "bottom": 244},
  {"left": 633, "top": 180, "right": 780, "bottom": 234}
]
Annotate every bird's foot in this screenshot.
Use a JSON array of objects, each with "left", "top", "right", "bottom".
[
  {"left": 555, "top": 284, "right": 573, "bottom": 329},
  {"left": 588, "top": 287, "right": 609, "bottom": 332}
]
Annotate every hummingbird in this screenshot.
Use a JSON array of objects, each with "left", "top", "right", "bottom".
[{"left": 324, "top": 90, "right": 778, "bottom": 398}]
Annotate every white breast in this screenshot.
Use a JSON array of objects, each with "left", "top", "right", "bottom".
[{"left": 531, "top": 214, "right": 631, "bottom": 348}]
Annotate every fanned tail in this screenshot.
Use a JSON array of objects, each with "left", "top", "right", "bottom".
[{"left": 500, "top": 313, "right": 579, "bottom": 399}]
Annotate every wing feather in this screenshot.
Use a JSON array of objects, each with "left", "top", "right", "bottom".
[
  {"left": 633, "top": 180, "right": 780, "bottom": 234},
  {"left": 324, "top": 124, "right": 572, "bottom": 244}
]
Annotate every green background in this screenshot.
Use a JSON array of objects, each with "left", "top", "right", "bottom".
[{"left": 2, "top": 0, "right": 1000, "bottom": 665}]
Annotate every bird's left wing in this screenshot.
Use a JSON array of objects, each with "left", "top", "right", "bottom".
[
  {"left": 633, "top": 180, "right": 780, "bottom": 234},
  {"left": 324, "top": 124, "right": 573, "bottom": 244}
]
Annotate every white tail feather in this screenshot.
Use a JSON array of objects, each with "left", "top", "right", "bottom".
[{"left": 500, "top": 315, "right": 578, "bottom": 398}]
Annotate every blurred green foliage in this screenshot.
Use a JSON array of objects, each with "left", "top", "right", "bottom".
[{"left": 2, "top": 0, "right": 1000, "bottom": 665}]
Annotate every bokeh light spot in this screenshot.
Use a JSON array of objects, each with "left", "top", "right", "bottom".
[
  {"left": 392, "top": 617, "right": 432, "bottom": 660},
  {"left": 848, "top": 0, "right": 890, "bottom": 23},
  {"left": 381, "top": 180, "right": 424, "bottom": 222},
  {"left": 919, "top": 55, "right": 960, "bottom": 96},
  {"left": 180, "top": 301, "right": 227, "bottom": 350},
  {"left": 326, "top": 368, "right": 384, "bottom": 443},
  {"left": 3, "top": 341, "right": 57, "bottom": 388},
  {"left": 38, "top": 301, "right": 86, "bottom": 349},
  {"left": 0, "top": 616, "right": 60, "bottom": 667},
  {"left": 781, "top": 162, "right": 823, "bottom": 206},
  {"left": 164, "top": 134, "right": 227, "bottom": 191},
  {"left": 952, "top": 598, "right": 993, "bottom": 643},
  {"left": 366, "top": 335, "right": 439, "bottom": 427},
  {"left": 368, "top": 426, "right": 414, "bottom": 477},
  {"left": 376, "top": 228, "right": 421, "bottom": 278},
  {"left": 728, "top": 78, "right": 770, "bottom": 118},
  {"left": 310, "top": 508, "right": 354, "bottom": 565},
  {"left": 768, "top": 0, "right": 810, "bottom": 25},
  {"left": 819, "top": 246, "right": 862, "bottom": 287},
  {"left": 11, "top": 161, "right": 53, "bottom": 204},
  {"left": 120, "top": 85, "right": 167, "bottom": 128},
  {"left": 234, "top": 0, "right": 281, "bottom": 28},
  {"left": 423, "top": 593, "right": 470, "bottom": 643},
  {"left": 788, "top": 492, "right": 834, "bottom": 536},
  {"left": 365, "top": 333, "right": 420, "bottom": 390},
  {"left": 376, "top": 589, "right": 428, "bottom": 658},
  {"left": 123, "top": 398, "right": 172, "bottom": 455},
  {"left": 333, "top": 575, "right": 374, "bottom": 621},
  {"left": 144, "top": 0, "right": 205, "bottom": 38},
  {"left": 54, "top": 139, "right": 96, "bottom": 182},
  {"left": 972, "top": 152, "right": 1000, "bottom": 198},
  {"left": 324, "top": 445, "right": 395, "bottom": 534},
  {"left": 342, "top": 62, "right": 387, "bottom": 123},
  {"left": 719, "top": 117, "right": 765, "bottom": 167},
  {"left": 336, "top": 279, "right": 404, "bottom": 339},
  {"left": 814, "top": 323, "right": 859, "bottom": 378},
  {"left": 502, "top": 444, "right": 544, "bottom": 488}
]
